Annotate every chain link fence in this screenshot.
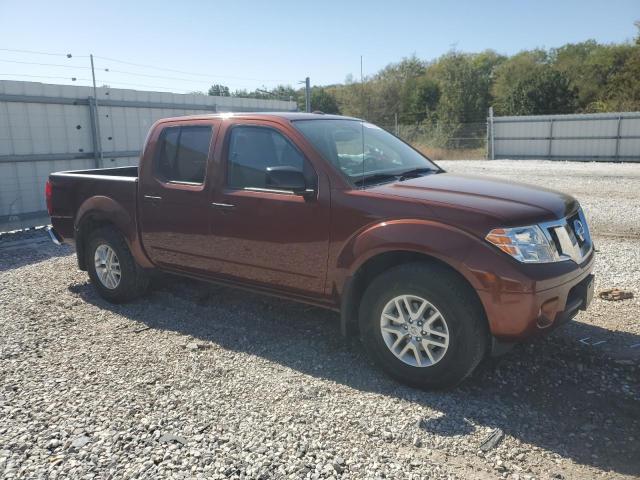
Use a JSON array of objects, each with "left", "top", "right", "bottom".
[{"left": 379, "top": 122, "right": 487, "bottom": 160}]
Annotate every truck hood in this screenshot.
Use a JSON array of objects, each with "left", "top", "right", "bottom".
[{"left": 370, "top": 172, "right": 578, "bottom": 231}]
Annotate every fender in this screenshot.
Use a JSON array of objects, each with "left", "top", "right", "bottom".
[
  {"left": 75, "top": 196, "right": 154, "bottom": 269},
  {"left": 335, "top": 218, "right": 487, "bottom": 293},
  {"left": 333, "top": 218, "right": 492, "bottom": 338}
]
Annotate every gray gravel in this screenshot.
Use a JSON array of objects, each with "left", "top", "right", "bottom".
[{"left": 1, "top": 160, "right": 639, "bottom": 479}]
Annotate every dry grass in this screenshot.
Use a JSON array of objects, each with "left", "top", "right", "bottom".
[{"left": 414, "top": 145, "right": 486, "bottom": 161}]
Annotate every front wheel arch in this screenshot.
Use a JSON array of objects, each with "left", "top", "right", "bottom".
[
  {"left": 358, "top": 261, "right": 489, "bottom": 388},
  {"left": 340, "top": 251, "right": 488, "bottom": 339}
]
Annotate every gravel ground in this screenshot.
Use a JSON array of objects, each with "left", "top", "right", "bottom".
[{"left": 1, "top": 160, "right": 639, "bottom": 479}]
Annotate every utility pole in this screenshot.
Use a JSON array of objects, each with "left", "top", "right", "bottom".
[
  {"left": 394, "top": 112, "right": 399, "bottom": 136},
  {"left": 89, "top": 54, "right": 103, "bottom": 167},
  {"left": 298, "top": 77, "right": 311, "bottom": 112},
  {"left": 360, "top": 55, "right": 365, "bottom": 119}
]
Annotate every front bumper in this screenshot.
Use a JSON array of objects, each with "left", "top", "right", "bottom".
[{"left": 477, "top": 252, "right": 595, "bottom": 342}]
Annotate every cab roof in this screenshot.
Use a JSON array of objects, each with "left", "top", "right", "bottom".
[{"left": 158, "top": 112, "right": 361, "bottom": 123}]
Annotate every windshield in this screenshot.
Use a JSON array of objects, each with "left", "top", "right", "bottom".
[{"left": 293, "top": 119, "right": 440, "bottom": 187}]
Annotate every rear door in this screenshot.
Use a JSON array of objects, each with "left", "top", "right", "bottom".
[{"left": 138, "top": 119, "right": 219, "bottom": 272}]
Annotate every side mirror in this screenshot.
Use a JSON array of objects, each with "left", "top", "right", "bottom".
[{"left": 265, "top": 166, "right": 313, "bottom": 196}]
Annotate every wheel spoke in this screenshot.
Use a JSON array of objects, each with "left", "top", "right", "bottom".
[
  {"left": 382, "top": 312, "right": 403, "bottom": 324},
  {"left": 423, "top": 336, "right": 447, "bottom": 349},
  {"left": 428, "top": 328, "right": 448, "bottom": 339},
  {"left": 381, "top": 325, "right": 405, "bottom": 339},
  {"left": 413, "top": 299, "right": 429, "bottom": 321},
  {"left": 390, "top": 335, "right": 404, "bottom": 352},
  {"left": 394, "top": 298, "right": 407, "bottom": 322},
  {"left": 425, "top": 311, "right": 440, "bottom": 326},
  {"left": 398, "top": 342, "right": 412, "bottom": 358},
  {"left": 402, "top": 296, "right": 414, "bottom": 318},
  {"left": 421, "top": 340, "right": 437, "bottom": 364},
  {"left": 409, "top": 343, "right": 423, "bottom": 367}
]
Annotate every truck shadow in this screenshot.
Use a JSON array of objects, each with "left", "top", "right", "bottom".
[{"left": 68, "top": 275, "right": 640, "bottom": 476}]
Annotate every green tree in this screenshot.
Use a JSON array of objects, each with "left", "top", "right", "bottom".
[
  {"left": 492, "top": 51, "right": 577, "bottom": 115},
  {"left": 310, "top": 87, "right": 340, "bottom": 113},
  {"left": 552, "top": 41, "right": 636, "bottom": 111},
  {"left": 403, "top": 76, "right": 440, "bottom": 123},
  {"left": 208, "top": 84, "right": 230, "bottom": 96},
  {"left": 428, "top": 51, "right": 503, "bottom": 124},
  {"left": 606, "top": 46, "right": 640, "bottom": 111}
]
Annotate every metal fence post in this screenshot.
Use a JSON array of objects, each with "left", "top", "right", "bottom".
[
  {"left": 614, "top": 115, "right": 622, "bottom": 162},
  {"left": 87, "top": 96, "right": 100, "bottom": 168},
  {"left": 488, "top": 107, "right": 495, "bottom": 160},
  {"left": 547, "top": 119, "right": 554, "bottom": 159}
]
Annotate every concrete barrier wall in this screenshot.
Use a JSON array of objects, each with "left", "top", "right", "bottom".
[
  {"left": 488, "top": 111, "right": 640, "bottom": 162},
  {"left": 0, "top": 80, "right": 296, "bottom": 232}
]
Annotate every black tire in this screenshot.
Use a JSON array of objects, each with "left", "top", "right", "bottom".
[
  {"left": 359, "top": 262, "right": 488, "bottom": 389},
  {"left": 86, "top": 226, "right": 149, "bottom": 303}
]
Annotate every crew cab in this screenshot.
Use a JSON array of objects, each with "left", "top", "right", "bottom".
[{"left": 46, "top": 112, "right": 595, "bottom": 388}]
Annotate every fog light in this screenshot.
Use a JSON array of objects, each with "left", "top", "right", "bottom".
[{"left": 537, "top": 297, "right": 560, "bottom": 328}]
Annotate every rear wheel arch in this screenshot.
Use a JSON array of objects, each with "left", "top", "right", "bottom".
[
  {"left": 85, "top": 225, "right": 149, "bottom": 303},
  {"left": 340, "top": 250, "right": 488, "bottom": 339},
  {"left": 75, "top": 214, "right": 121, "bottom": 271},
  {"left": 74, "top": 196, "right": 152, "bottom": 270}
]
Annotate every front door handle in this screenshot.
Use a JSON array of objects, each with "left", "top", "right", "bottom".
[
  {"left": 210, "top": 202, "right": 235, "bottom": 210},
  {"left": 143, "top": 195, "right": 163, "bottom": 206}
]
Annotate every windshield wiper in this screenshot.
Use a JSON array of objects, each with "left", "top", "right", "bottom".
[
  {"left": 353, "top": 173, "right": 398, "bottom": 187},
  {"left": 398, "top": 167, "right": 435, "bottom": 181}
]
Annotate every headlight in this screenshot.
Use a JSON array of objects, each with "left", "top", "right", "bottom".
[{"left": 485, "top": 225, "right": 558, "bottom": 263}]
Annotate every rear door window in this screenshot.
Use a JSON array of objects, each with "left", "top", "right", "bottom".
[{"left": 156, "top": 125, "right": 213, "bottom": 184}]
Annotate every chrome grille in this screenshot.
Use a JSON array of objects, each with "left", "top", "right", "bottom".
[{"left": 541, "top": 208, "right": 592, "bottom": 263}]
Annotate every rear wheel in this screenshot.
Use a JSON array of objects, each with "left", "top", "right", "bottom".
[
  {"left": 86, "top": 227, "right": 149, "bottom": 303},
  {"left": 359, "top": 263, "right": 488, "bottom": 389}
]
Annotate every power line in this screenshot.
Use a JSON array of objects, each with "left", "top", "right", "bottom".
[
  {"left": 94, "top": 55, "right": 291, "bottom": 83},
  {"left": 0, "top": 47, "right": 87, "bottom": 58},
  {"left": 0, "top": 73, "right": 82, "bottom": 81},
  {"left": 0, "top": 49, "right": 299, "bottom": 89},
  {"left": 0, "top": 58, "right": 286, "bottom": 90},
  {"left": 0, "top": 58, "right": 90, "bottom": 69},
  {"left": 102, "top": 68, "right": 270, "bottom": 89},
  {"left": 0, "top": 73, "right": 192, "bottom": 92}
]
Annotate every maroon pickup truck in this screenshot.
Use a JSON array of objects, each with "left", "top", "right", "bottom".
[{"left": 46, "top": 112, "right": 595, "bottom": 388}]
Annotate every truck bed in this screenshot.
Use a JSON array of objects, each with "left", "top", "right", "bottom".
[{"left": 48, "top": 166, "right": 140, "bottom": 244}]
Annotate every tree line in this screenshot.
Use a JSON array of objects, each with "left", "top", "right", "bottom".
[{"left": 205, "top": 25, "right": 639, "bottom": 148}]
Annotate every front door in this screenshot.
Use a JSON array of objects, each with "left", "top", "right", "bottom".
[
  {"left": 138, "top": 120, "right": 219, "bottom": 273},
  {"left": 208, "top": 122, "right": 330, "bottom": 295}
]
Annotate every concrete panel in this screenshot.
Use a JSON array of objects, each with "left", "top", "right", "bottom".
[{"left": 492, "top": 111, "right": 640, "bottom": 161}]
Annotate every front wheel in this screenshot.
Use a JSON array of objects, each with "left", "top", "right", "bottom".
[
  {"left": 359, "top": 263, "right": 488, "bottom": 389},
  {"left": 86, "top": 227, "right": 149, "bottom": 303}
]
